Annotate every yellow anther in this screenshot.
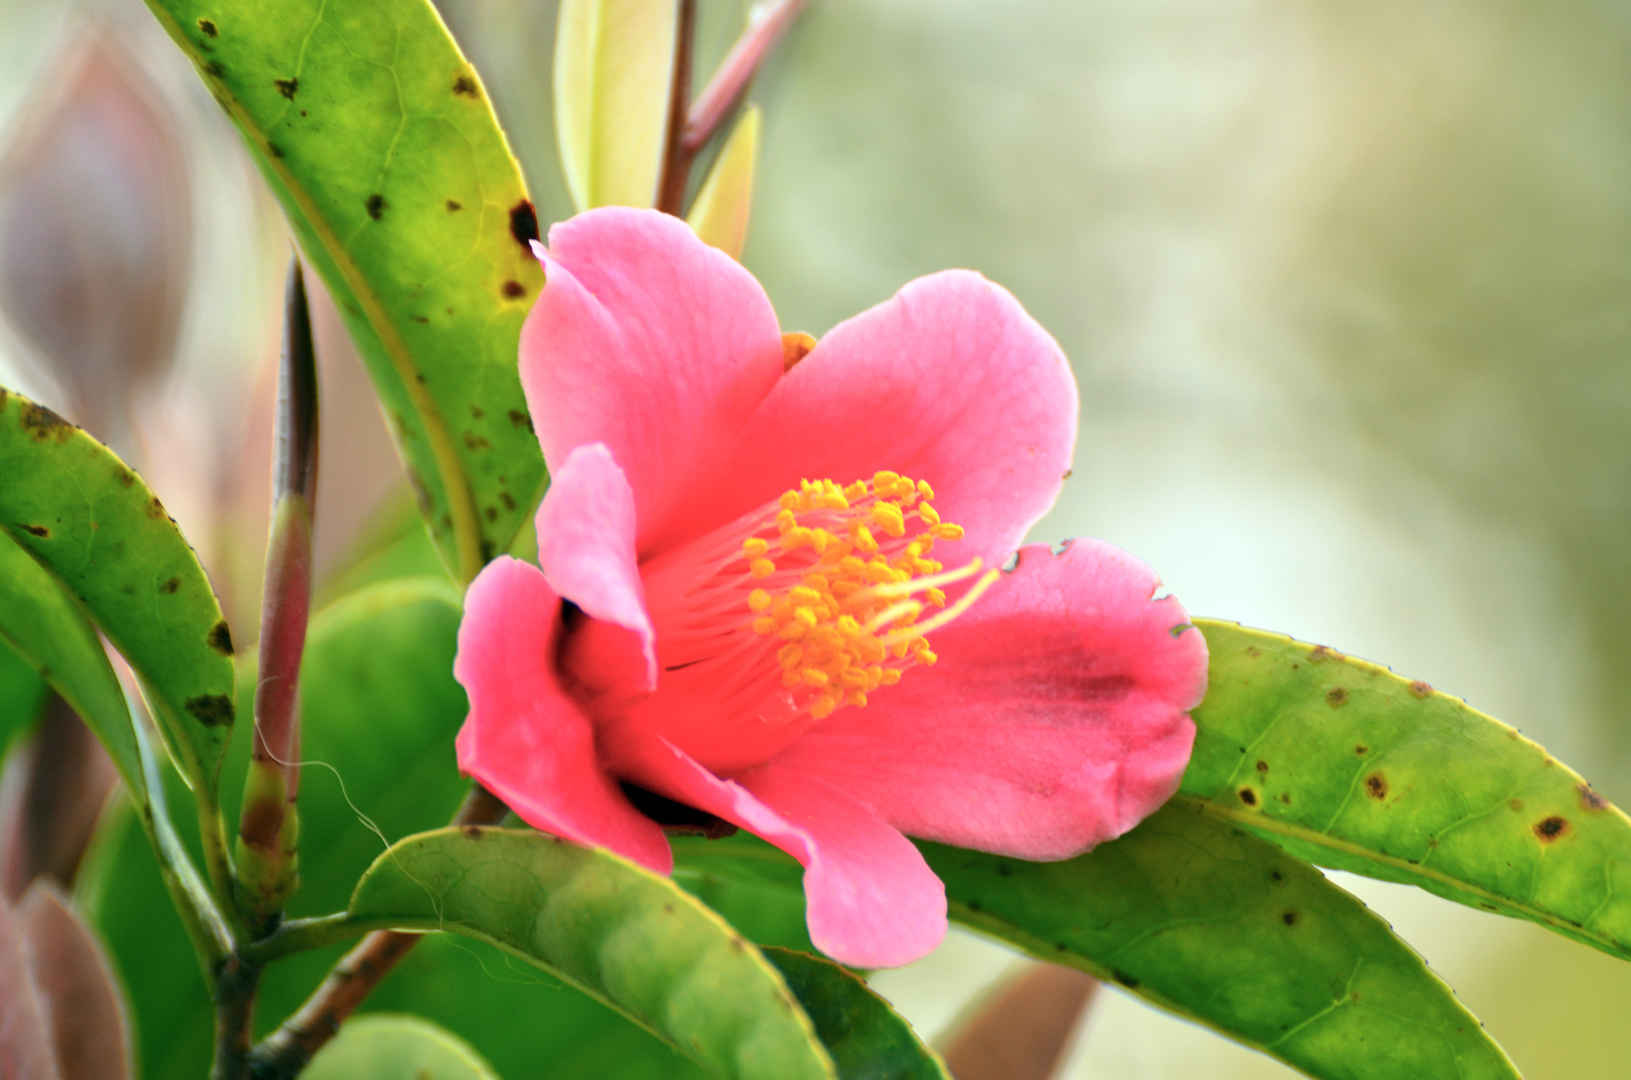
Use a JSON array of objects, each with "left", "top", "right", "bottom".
[
  {"left": 820, "top": 543, "right": 852, "bottom": 565},
  {"left": 933, "top": 523, "right": 965, "bottom": 540},
  {"left": 777, "top": 644, "right": 804, "bottom": 666},
  {"left": 793, "top": 607, "right": 819, "bottom": 630},
  {"left": 779, "top": 491, "right": 801, "bottom": 512},
  {"left": 871, "top": 502, "right": 906, "bottom": 538},
  {"left": 750, "top": 558, "right": 776, "bottom": 579},
  {"left": 918, "top": 650, "right": 939, "bottom": 666},
  {"left": 853, "top": 525, "right": 879, "bottom": 554},
  {"left": 810, "top": 695, "right": 838, "bottom": 720},
  {"left": 801, "top": 668, "right": 830, "bottom": 688},
  {"left": 779, "top": 621, "right": 808, "bottom": 641},
  {"left": 781, "top": 527, "right": 812, "bottom": 551},
  {"left": 873, "top": 470, "right": 900, "bottom": 491},
  {"left": 789, "top": 586, "right": 821, "bottom": 606},
  {"left": 749, "top": 588, "right": 772, "bottom": 611},
  {"left": 804, "top": 573, "right": 830, "bottom": 591},
  {"left": 776, "top": 509, "right": 797, "bottom": 532},
  {"left": 925, "top": 587, "right": 946, "bottom": 607},
  {"left": 847, "top": 691, "right": 868, "bottom": 707},
  {"left": 782, "top": 669, "right": 804, "bottom": 687},
  {"left": 917, "top": 480, "right": 935, "bottom": 501},
  {"left": 918, "top": 503, "right": 940, "bottom": 526},
  {"left": 836, "top": 615, "right": 861, "bottom": 637},
  {"left": 880, "top": 668, "right": 902, "bottom": 685},
  {"left": 844, "top": 480, "right": 868, "bottom": 502},
  {"left": 865, "top": 559, "right": 896, "bottom": 584},
  {"left": 743, "top": 537, "right": 770, "bottom": 559},
  {"left": 753, "top": 617, "right": 776, "bottom": 635}
]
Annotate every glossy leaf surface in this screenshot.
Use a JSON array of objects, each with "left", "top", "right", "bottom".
[
  {"left": 0, "top": 388, "right": 227, "bottom": 798},
  {"left": 348, "top": 827, "right": 838, "bottom": 1080},
  {"left": 303, "top": 1015, "right": 498, "bottom": 1080},
  {"left": 0, "top": 653, "right": 45, "bottom": 765},
  {"left": 0, "top": 535, "right": 142, "bottom": 800},
  {"left": 82, "top": 578, "right": 710, "bottom": 1080},
  {"left": 1185, "top": 620, "right": 1631, "bottom": 961},
  {"left": 925, "top": 799, "right": 1521, "bottom": 1080},
  {"left": 555, "top": 0, "right": 677, "bottom": 210},
  {"left": 144, "top": 0, "right": 547, "bottom": 580},
  {"left": 762, "top": 948, "right": 950, "bottom": 1080}
]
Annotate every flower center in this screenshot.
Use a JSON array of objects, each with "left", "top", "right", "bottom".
[{"left": 633, "top": 472, "right": 999, "bottom": 771}]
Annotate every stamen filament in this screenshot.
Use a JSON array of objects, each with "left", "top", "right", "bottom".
[{"left": 878, "top": 568, "right": 1001, "bottom": 645}]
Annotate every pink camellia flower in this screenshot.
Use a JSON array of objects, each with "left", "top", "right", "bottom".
[{"left": 453, "top": 206, "right": 1208, "bottom": 968}]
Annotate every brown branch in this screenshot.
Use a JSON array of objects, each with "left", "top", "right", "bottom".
[
  {"left": 245, "top": 784, "right": 509, "bottom": 1080},
  {"left": 681, "top": 0, "right": 809, "bottom": 157},
  {"left": 210, "top": 954, "right": 262, "bottom": 1080},
  {"left": 655, "top": 0, "right": 697, "bottom": 216}
]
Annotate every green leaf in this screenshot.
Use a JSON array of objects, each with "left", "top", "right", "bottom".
[
  {"left": 302, "top": 1014, "right": 499, "bottom": 1080},
  {"left": 0, "top": 388, "right": 230, "bottom": 801},
  {"left": 81, "top": 577, "right": 712, "bottom": 1080},
  {"left": 925, "top": 799, "right": 1521, "bottom": 1080},
  {"left": 762, "top": 948, "right": 950, "bottom": 1080},
  {"left": 0, "top": 531, "right": 143, "bottom": 799},
  {"left": 143, "top": 0, "right": 548, "bottom": 582},
  {"left": 347, "top": 827, "right": 838, "bottom": 1080},
  {"left": 0, "top": 634, "right": 47, "bottom": 759},
  {"left": 686, "top": 105, "right": 760, "bottom": 259},
  {"left": 1183, "top": 619, "right": 1631, "bottom": 962},
  {"left": 554, "top": 0, "right": 678, "bottom": 211}
]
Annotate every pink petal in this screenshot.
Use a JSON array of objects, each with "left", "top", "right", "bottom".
[
  {"left": 520, "top": 208, "right": 785, "bottom": 557},
  {"left": 533, "top": 443, "right": 655, "bottom": 691},
  {"left": 705, "top": 271, "right": 1078, "bottom": 570},
  {"left": 768, "top": 540, "right": 1207, "bottom": 860},
  {"left": 453, "top": 557, "right": 671, "bottom": 873},
  {"left": 609, "top": 736, "right": 947, "bottom": 968}
]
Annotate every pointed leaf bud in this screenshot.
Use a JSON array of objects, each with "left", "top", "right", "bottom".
[{"left": 555, "top": 0, "right": 678, "bottom": 210}]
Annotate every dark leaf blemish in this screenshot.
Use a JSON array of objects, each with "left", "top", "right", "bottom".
[
  {"left": 18, "top": 524, "right": 48, "bottom": 538},
  {"left": 452, "top": 75, "right": 479, "bottom": 98},
  {"left": 185, "top": 694, "right": 234, "bottom": 728},
  {"left": 507, "top": 409, "right": 533, "bottom": 433},
  {"left": 198, "top": 18, "right": 218, "bottom": 36},
  {"left": 207, "top": 620, "right": 233, "bottom": 656},
  {"left": 268, "top": 142, "right": 285, "bottom": 159},
  {"left": 1326, "top": 686, "right": 1349, "bottom": 707},
  {"left": 161, "top": 577, "right": 180, "bottom": 594},
  {"left": 446, "top": 199, "right": 462, "bottom": 212},
  {"left": 1578, "top": 783, "right": 1610, "bottom": 811},
  {"left": 366, "top": 193, "right": 387, "bottom": 220},
  {"left": 204, "top": 61, "right": 226, "bottom": 79},
  {"left": 1282, "top": 911, "right": 1299, "bottom": 926},
  {"left": 509, "top": 200, "right": 539, "bottom": 249},
  {"left": 502, "top": 280, "right": 525, "bottom": 299},
  {"left": 21, "top": 402, "right": 71, "bottom": 441},
  {"left": 1364, "top": 772, "right": 1387, "bottom": 800},
  {"left": 1408, "top": 679, "right": 1433, "bottom": 698},
  {"left": 1534, "top": 815, "right": 1569, "bottom": 842},
  {"left": 1255, "top": 759, "right": 1269, "bottom": 773},
  {"left": 274, "top": 77, "right": 298, "bottom": 99},
  {"left": 1355, "top": 744, "right": 1368, "bottom": 755},
  {"left": 1237, "top": 787, "right": 1259, "bottom": 807},
  {"left": 1111, "top": 970, "right": 1139, "bottom": 989}
]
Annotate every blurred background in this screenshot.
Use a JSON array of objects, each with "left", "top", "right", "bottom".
[{"left": 3, "top": 0, "right": 1631, "bottom": 1076}]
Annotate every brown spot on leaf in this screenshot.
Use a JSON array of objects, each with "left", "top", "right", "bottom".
[
  {"left": 1354, "top": 744, "right": 1369, "bottom": 755},
  {"left": 1578, "top": 783, "right": 1610, "bottom": 811},
  {"left": 207, "top": 620, "right": 233, "bottom": 656},
  {"left": 21, "top": 402, "right": 71, "bottom": 441},
  {"left": 1326, "top": 686, "right": 1349, "bottom": 707},
  {"left": 274, "top": 77, "right": 298, "bottom": 99},
  {"left": 198, "top": 18, "right": 218, "bottom": 36},
  {"left": 1282, "top": 911, "right": 1298, "bottom": 926},
  {"left": 507, "top": 409, "right": 533, "bottom": 432},
  {"left": 499, "top": 492, "right": 516, "bottom": 511},
  {"left": 1364, "top": 772, "right": 1388, "bottom": 800},
  {"left": 17, "top": 523, "right": 48, "bottom": 537},
  {"left": 204, "top": 61, "right": 226, "bottom": 79},
  {"left": 1238, "top": 787, "right": 1259, "bottom": 807},
  {"left": 161, "top": 577, "right": 180, "bottom": 594},
  {"left": 446, "top": 199, "right": 462, "bottom": 212},
  {"left": 502, "top": 280, "right": 525, "bottom": 299},
  {"left": 1111, "top": 970, "right": 1139, "bottom": 989},
  {"left": 462, "top": 432, "right": 491, "bottom": 451},
  {"left": 114, "top": 465, "right": 134, "bottom": 487},
  {"left": 1408, "top": 679, "right": 1433, "bottom": 698},
  {"left": 1509, "top": 798, "right": 1524, "bottom": 811},
  {"left": 483, "top": 506, "right": 498, "bottom": 522},
  {"left": 1270, "top": 869, "right": 1285, "bottom": 882},
  {"left": 145, "top": 496, "right": 166, "bottom": 520},
  {"left": 366, "top": 194, "right": 387, "bottom": 220},
  {"left": 463, "top": 825, "right": 482, "bottom": 839},
  {"left": 1308, "top": 645, "right": 1343, "bottom": 663},
  {"left": 269, "top": 143, "right": 285, "bottom": 159},
  {"left": 1255, "top": 760, "right": 1269, "bottom": 773},
  {"left": 1534, "top": 816, "right": 1569, "bottom": 842},
  {"left": 185, "top": 694, "right": 234, "bottom": 728},
  {"left": 452, "top": 75, "right": 479, "bottom": 98},
  {"left": 510, "top": 200, "right": 540, "bottom": 249}
]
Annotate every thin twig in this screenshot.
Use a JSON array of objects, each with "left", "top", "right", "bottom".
[
  {"left": 682, "top": 0, "right": 809, "bottom": 156},
  {"left": 210, "top": 954, "right": 262, "bottom": 1080},
  {"left": 655, "top": 0, "right": 698, "bottom": 215},
  {"left": 245, "top": 784, "right": 509, "bottom": 1080}
]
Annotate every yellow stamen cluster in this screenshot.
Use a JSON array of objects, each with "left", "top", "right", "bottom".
[{"left": 739, "top": 472, "right": 993, "bottom": 721}]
